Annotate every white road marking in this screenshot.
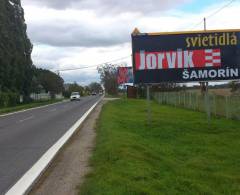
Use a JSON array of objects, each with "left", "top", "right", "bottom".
[
  {"left": 18, "top": 116, "right": 34, "bottom": 123},
  {"left": 6, "top": 97, "right": 102, "bottom": 195}
]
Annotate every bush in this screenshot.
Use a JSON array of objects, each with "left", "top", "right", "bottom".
[
  {"left": 0, "top": 93, "right": 8, "bottom": 107},
  {"left": 63, "top": 90, "right": 71, "bottom": 98},
  {"left": 8, "top": 92, "right": 19, "bottom": 106},
  {"left": 0, "top": 92, "right": 19, "bottom": 107}
]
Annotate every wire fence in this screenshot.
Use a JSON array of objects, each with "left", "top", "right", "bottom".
[{"left": 153, "top": 92, "right": 240, "bottom": 120}]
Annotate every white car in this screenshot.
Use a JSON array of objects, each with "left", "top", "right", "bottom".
[{"left": 70, "top": 92, "right": 81, "bottom": 101}]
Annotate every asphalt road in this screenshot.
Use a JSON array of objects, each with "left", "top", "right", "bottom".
[{"left": 0, "top": 96, "right": 101, "bottom": 194}]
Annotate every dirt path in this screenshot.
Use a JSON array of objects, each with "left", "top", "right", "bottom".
[{"left": 30, "top": 101, "right": 104, "bottom": 195}]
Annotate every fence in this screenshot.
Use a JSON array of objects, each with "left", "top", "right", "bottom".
[
  {"left": 153, "top": 92, "right": 240, "bottom": 120},
  {"left": 30, "top": 93, "right": 51, "bottom": 101},
  {"left": 30, "top": 93, "right": 63, "bottom": 101}
]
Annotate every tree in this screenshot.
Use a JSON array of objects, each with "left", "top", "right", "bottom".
[
  {"left": 97, "top": 64, "right": 118, "bottom": 95},
  {"left": 0, "top": 0, "right": 34, "bottom": 96},
  {"left": 34, "top": 68, "right": 64, "bottom": 98},
  {"left": 88, "top": 82, "right": 102, "bottom": 93},
  {"left": 84, "top": 86, "right": 91, "bottom": 95},
  {"left": 68, "top": 82, "right": 84, "bottom": 96},
  {"left": 63, "top": 82, "right": 85, "bottom": 98}
]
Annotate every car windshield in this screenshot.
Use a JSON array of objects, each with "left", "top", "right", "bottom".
[{"left": 71, "top": 92, "right": 79, "bottom": 95}]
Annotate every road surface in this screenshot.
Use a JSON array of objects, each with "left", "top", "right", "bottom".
[{"left": 0, "top": 96, "right": 101, "bottom": 194}]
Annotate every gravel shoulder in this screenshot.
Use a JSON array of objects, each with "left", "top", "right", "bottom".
[{"left": 30, "top": 101, "right": 105, "bottom": 195}]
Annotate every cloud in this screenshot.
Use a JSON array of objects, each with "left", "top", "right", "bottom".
[
  {"left": 24, "top": 1, "right": 240, "bottom": 48},
  {"left": 22, "top": 0, "right": 191, "bottom": 14},
  {"left": 61, "top": 69, "right": 99, "bottom": 85},
  {"left": 24, "top": 6, "right": 137, "bottom": 47},
  {"left": 22, "top": 0, "right": 240, "bottom": 85}
]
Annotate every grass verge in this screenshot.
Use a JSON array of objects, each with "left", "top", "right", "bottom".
[
  {"left": 80, "top": 99, "right": 240, "bottom": 195},
  {"left": 0, "top": 99, "right": 64, "bottom": 115}
]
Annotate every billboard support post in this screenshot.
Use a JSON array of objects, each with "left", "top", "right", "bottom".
[
  {"left": 204, "top": 83, "right": 211, "bottom": 123},
  {"left": 146, "top": 85, "right": 151, "bottom": 125}
]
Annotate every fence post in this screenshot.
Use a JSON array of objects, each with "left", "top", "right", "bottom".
[
  {"left": 175, "top": 92, "right": 177, "bottom": 107},
  {"left": 189, "top": 93, "right": 192, "bottom": 109},
  {"left": 204, "top": 86, "right": 211, "bottom": 123},
  {"left": 178, "top": 92, "right": 180, "bottom": 107},
  {"left": 146, "top": 85, "right": 151, "bottom": 125},
  {"left": 166, "top": 92, "right": 167, "bottom": 104},
  {"left": 193, "top": 93, "right": 196, "bottom": 110},
  {"left": 168, "top": 92, "right": 170, "bottom": 104},
  {"left": 213, "top": 95, "right": 217, "bottom": 116},
  {"left": 225, "top": 96, "right": 229, "bottom": 119},
  {"left": 183, "top": 92, "right": 186, "bottom": 108}
]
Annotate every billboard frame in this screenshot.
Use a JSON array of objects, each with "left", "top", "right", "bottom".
[{"left": 131, "top": 28, "right": 240, "bottom": 84}]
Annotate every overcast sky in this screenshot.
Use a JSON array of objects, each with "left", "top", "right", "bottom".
[{"left": 21, "top": 0, "right": 240, "bottom": 85}]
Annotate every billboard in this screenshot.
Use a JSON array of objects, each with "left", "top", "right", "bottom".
[
  {"left": 132, "top": 29, "right": 240, "bottom": 84},
  {"left": 117, "top": 67, "right": 134, "bottom": 84}
]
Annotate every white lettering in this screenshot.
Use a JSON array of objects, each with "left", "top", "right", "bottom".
[
  {"left": 157, "top": 53, "right": 165, "bottom": 69},
  {"left": 182, "top": 69, "right": 189, "bottom": 79},
  {"left": 226, "top": 67, "right": 230, "bottom": 77},
  {"left": 209, "top": 70, "right": 217, "bottom": 78},
  {"left": 166, "top": 52, "right": 176, "bottom": 68},
  {"left": 190, "top": 70, "right": 198, "bottom": 79},
  {"left": 146, "top": 54, "right": 157, "bottom": 69},
  {"left": 184, "top": 51, "right": 194, "bottom": 68},
  {"left": 198, "top": 70, "right": 208, "bottom": 78},
  {"left": 230, "top": 68, "right": 239, "bottom": 77},
  {"left": 177, "top": 49, "right": 182, "bottom": 68},
  {"left": 139, "top": 50, "right": 145, "bottom": 70},
  {"left": 182, "top": 68, "right": 240, "bottom": 81},
  {"left": 218, "top": 69, "right": 225, "bottom": 77}
]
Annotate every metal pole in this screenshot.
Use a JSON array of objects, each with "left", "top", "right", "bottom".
[
  {"left": 175, "top": 92, "right": 177, "bottom": 107},
  {"left": 204, "top": 17, "right": 206, "bottom": 31},
  {"left": 189, "top": 92, "right": 192, "bottom": 109},
  {"left": 213, "top": 94, "right": 217, "bottom": 116},
  {"left": 183, "top": 91, "right": 186, "bottom": 108},
  {"left": 147, "top": 85, "right": 151, "bottom": 125},
  {"left": 178, "top": 92, "right": 181, "bottom": 106},
  {"left": 203, "top": 17, "right": 211, "bottom": 122},
  {"left": 205, "top": 83, "right": 211, "bottom": 123},
  {"left": 225, "top": 96, "right": 229, "bottom": 119}
]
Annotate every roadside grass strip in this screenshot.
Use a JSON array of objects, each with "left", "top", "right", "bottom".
[{"left": 80, "top": 99, "right": 240, "bottom": 195}]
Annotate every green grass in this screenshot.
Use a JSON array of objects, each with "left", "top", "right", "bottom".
[
  {"left": 80, "top": 99, "right": 240, "bottom": 195},
  {"left": 104, "top": 94, "right": 121, "bottom": 98},
  {"left": 0, "top": 99, "right": 63, "bottom": 115}
]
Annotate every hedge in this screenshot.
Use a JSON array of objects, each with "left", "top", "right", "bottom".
[{"left": 0, "top": 92, "right": 19, "bottom": 107}]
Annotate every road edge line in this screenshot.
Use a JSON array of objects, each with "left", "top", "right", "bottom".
[
  {"left": 0, "top": 100, "right": 68, "bottom": 118},
  {"left": 5, "top": 98, "right": 102, "bottom": 195}
]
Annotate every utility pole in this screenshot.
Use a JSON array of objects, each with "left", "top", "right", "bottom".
[
  {"left": 204, "top": 17, "right": 206, "bottom": 32},
  {"left": 203, "top": 17, "right": 211, "bottom": 123},
  {"left": 204, "top": 17, "right": 208, "bottom": 94}
]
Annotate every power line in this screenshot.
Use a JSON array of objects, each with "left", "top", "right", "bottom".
[
  {"left": 206, "top": 0, "right": 236, "bottom": 19},
  {"left": 187, "top": 0, "right": 236, "bottom": 30},
  {"left": 56, "top": 55, "right": 131, "bottom": 72}
]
